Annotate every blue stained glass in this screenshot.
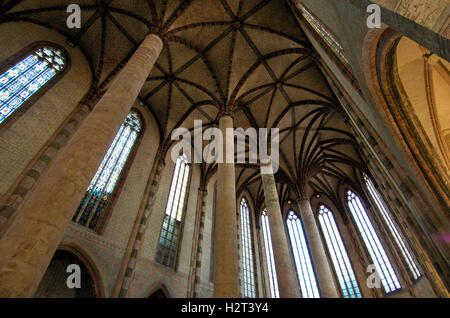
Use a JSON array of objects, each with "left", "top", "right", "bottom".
[
  {"left": 73, "top": 112, "right": 141, "bottom": 230},
  {"left": 0, "top": 47, "right": 65, "bottom": 124}
]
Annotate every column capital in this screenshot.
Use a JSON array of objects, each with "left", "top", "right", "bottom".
[
  {"left": 217, "top": 110, "right": 234, "bottom": 119},
  {"left": 260, "top": 158, "right": 272, "bottom": 166},
  {"left": 296, "top": 195, "right": 309, "bottom": 202},
  {"left": 145, "top": 32, "right": 164, "bottom": 46}
]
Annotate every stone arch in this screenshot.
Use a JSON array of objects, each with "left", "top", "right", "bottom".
[
  {"left": 361, "top": 29, "right": 450, "bottom": 293},
  {"left": 0, "top": 41, "right": 71, "bottom": 128},
  {"left": 145, "top": 281, "right": 173, "bottom": 298},
  {"left": 94, "top": 107, "right": 148, "bottom": 233},
  {"left": 236, "top": 190, "right": 256, "bottom": 219},
  {"left": 361, "top": 26, "right": 449, "bottom": 212},
  {"left": 0, "top": 21, "right": 93, "bottom": 229},
  {"left": 35, "top": 243, "right": 105, "bottom": 298}
]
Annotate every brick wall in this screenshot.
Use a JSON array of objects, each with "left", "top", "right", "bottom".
[
  {"left": 0, "top": 22, "right": 92, "bottom": 197},
  {"left": 60, "top": 102, "right": 161, "bottom": 297}
]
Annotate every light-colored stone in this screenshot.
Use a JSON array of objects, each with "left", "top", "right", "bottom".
[
  {"left": 260, "top": 162, "right": 301, "bottom": 298},
  {"left": 213, "top": 115, "right": 240, "bottom": 298},
  {"left": 297, "top": 199, "right": 339, "bottom": 298},
  {"left": 0, "top": 33, "right": 163, "bottom": 297}
]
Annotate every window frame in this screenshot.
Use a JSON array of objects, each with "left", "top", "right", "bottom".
[
  {"left": 315, "top": 202, "right": 363, "bottom": 298},
  {"left": 72, "top": 110, "right": 145, "bottom": 233},
  {"left": 344, "top": 188, "right": 403, "bottom": 295},
  {"left": 237, "top": 196, "right": 258, "bottom": 298},
  {"left": 0, "top": 41, "right": 71, "bottom": 129},
  {"left": 362, "top": 175, "right": 422, "bottom": 282},
  {"left": 155, "top": 154, "right": 192, "bottom": 270},
  {"left": 285, "top": 208, "right": 320, "bottom": 298},
  {"left": 260, "top": 208, "right": 280, "bottom": 298}
]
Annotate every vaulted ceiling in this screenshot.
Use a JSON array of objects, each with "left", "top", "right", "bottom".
[{"left": 0, "top": 0, "right": 367, "bottom": 212}]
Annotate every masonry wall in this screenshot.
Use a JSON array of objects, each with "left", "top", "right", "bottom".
[
  {"left": 196, "top": 176, "right": 216, "bottom": 298},
  {"left": 60, "top": 102, "right": 160, "bottom": 297},
  {"left": 0, "top": 22, "right": 92, "bottom": 198},
  {"left": 295, "top": 0, "right": 447, "bottom": 214},
  {"left": 292, "top": 1, "right": 447, "bottom": 296},
  {"left": 126, "top": 145, "right": 201, "bottom": 298}
]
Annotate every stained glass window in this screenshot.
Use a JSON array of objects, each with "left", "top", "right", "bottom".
[
  {"left": 286, "top": 209, "right": 320, "bottom": 298},
  {"left": 318, "top": 204, "right": 362, "bottom": 298},
  {"left": 239, "top": 198, "right": 256, "bottom": 298},
  {"left": 72, "top": 112, "right": 141, "bottom": 230},
  {"left": 0, "top": 47, "right": 65, "bottom": 124},
  {"left": 346, "top": 190, "right": 401, "bottom": 293},
  {"left": 363, "top": 175, "right": 422, "bottom": 280},
  {"left": 298, "top": 3, "right": 349, "bottom": 64},
  {"left": 156, "top": 154, "right": 190, "bottom": 268},
  {"left": 261, "top": 209, "right": 280, "bottom": 298}
]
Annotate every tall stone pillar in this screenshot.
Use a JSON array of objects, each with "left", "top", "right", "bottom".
[
  {"left": 0, "top": 33, "right": 163, "bottom": 297},
  {"left": 297, "top": 198, "right": 339, "bottom": 298},
  {"left": 260, "top": 162, "right": 301, "bottom": 298},
  {"left": 213, "top": 114, "right": 240, "bottom": 298}
]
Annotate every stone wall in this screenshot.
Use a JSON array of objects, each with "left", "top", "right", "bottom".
[
  {"left": 127, "top": 145, "right": 201, "bottom": 298},
  {"left": 0, "top": 22, "right": 92, "bottom": 198},
  {"left": 60, "top": 102, "right": 160, "bottom": 297}
]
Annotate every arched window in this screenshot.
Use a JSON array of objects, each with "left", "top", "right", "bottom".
[
  {"left": 318, "top": 204, "right": 362, "bottom": 298},
  {"left": 156, "top": 154, "right": 190, "bottom": 268},
  {"left": 346, "top": 190, "right": 401, "bottom": 293},
  {"left": 363, "top": 175, "right": 422, "bottom": 280},
  {"left": 239, "top": 198, "right": 256, "bottom": 298},
  {"left": 261, "top": 209, "right": 279, "bottom": 298},
  {"left": 286, "top": 209, "right": 320, "bottom": 298},
  {"left": 72, "top": 112, "right": 142, "bottom": 230},
  {"left": 0, "top": 46, "right": 66, "bottom": 124}
]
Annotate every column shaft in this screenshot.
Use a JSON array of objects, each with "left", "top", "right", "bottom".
[
  {"left": 213, "top": 115, "right": 239, "bottom": 297},
  {"left": 260, "top": 163, "right": 301, "bottom": 298},
  {"left": 0, "top": 33, "right": 163, "bottom": 297},
  {"left": 297, "top": 198, "right": 338, "bottom": 298}
]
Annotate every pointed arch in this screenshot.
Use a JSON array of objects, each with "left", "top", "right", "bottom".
[
  {"left": 261, "top": 208, "right": 280, "bottom": 298},
  {"left": 238, "top": 196, "right": 257, "bottom": 298},
  {"left": 35, "top": 242, "right": 105, "bottom": 298},
  {"left": 0, "top": 41, "right": 69, "bottom": 127},
  {"left": 316, "top": 203, "right": 362, "bottom": 298},
  {"left": 345, "top": 189, "right": 401, "bottom": 294},
  {"left": 286, "top": 208, "right": 320, "bottom": 298},
  {"left": 72, "top": 111, "right": 144, "bottom": 232},
  {"left": 147, "top": 283, "right": 171, "bottom": 299},
  {"left": 156, "top": 154, "right": 191, "bottom": 268},
  {"left": 363, "top": 174, "right": 421, "bottom": 280}
]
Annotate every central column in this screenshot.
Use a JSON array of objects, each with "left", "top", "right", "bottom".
[
  {"left": 260, "top": 162, "right": 301, "bottom": 298},
  {"left": 213, "top": 114, "right": 240, "bottom": 297},
  {"left": 0, "top": 33, "right": 163, "bottom": 297},
  {"left": 297, "top": 197, "right": 338, "bottom": 298}
]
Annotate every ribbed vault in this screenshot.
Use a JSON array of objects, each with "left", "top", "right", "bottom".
[{"left": 0, "top": 0, "right": 367, "bottom": 216}]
